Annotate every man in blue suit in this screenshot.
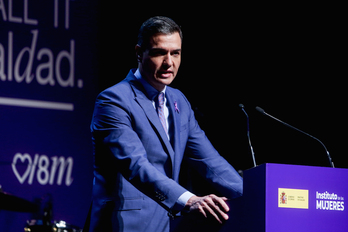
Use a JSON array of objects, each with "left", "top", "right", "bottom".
[{"left": 87, "top": 16, "right": 243, "bottom": 231}]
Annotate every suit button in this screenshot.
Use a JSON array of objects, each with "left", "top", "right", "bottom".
[
  {"left": 155, "top": 191, "right": 166, "bottom": 201},
  {"left": 168, "top": 212, "right": 174, "bottom": 219}
]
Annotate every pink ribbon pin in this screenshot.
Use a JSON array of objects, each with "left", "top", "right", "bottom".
[{"left": 174, "top": 101, "right": 180, "bottom": 113}]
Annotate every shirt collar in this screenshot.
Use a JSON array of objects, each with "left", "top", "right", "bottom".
[{"left": 135, "top": 69, "right": 166, "bottom": 101}]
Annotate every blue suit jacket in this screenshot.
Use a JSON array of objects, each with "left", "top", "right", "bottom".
[{"left": 88, "top": 69, "right": 243, "bottom": 232}]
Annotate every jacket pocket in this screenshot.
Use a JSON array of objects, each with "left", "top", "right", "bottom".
[{"left": 117, "top": 197, "right": 143, "bottom": 211}]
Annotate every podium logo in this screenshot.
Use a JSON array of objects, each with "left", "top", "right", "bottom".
[
  {"left": 278, "top": 188, "right": 309, "bottom": 209},
  {"left": 316, "top": 191, "right": 344, "bottom": 211}
]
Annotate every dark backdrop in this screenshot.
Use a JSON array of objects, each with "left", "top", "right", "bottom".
[{"left": 97, "top": 3, "right": 347, "bottom": 175}]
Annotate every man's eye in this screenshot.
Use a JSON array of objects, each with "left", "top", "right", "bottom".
[
  {"left": 149, "top": 50, "right": 166, "bottom": 56},
  {"left": 172, "top": 51, "right": 180, "bottom": 56}
]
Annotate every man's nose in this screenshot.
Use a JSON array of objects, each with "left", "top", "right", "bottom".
[{"left": 163, "top": 54, "right": 173, "bottom": 67}]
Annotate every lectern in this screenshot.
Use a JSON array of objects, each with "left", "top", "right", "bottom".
[
  {"left": 242, "top": 163, "right": 348, "bottom": 232},
  {"left": 172, "top": 163, "right": 348, "bottom": 232}
]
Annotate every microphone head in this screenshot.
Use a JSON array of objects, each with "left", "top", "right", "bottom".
[
  {"left": 239, "top": 103, "right": 245, "bottom": 108},
  {"left": 255, "top": 106, "right": 265, "bottom": 114}
]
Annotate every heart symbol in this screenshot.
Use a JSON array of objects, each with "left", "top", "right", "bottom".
[{"left": 12, "top": 153, "right": 32, "bottom": 184}]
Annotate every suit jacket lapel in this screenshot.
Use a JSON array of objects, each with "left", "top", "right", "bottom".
[
  {"left": 166, "top": 89, "right": 183, "bottom": 180},
  {"left": 166, "top": 90, "right": 181, "bottom": 154}
]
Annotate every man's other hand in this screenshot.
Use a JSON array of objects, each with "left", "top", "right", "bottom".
[{"left": 185, "top": 194, "right": 230, "bottom": 224}]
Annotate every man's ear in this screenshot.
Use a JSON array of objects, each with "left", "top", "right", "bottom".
[{"left": 135, "top": 45, "right": 143, "bottom": 62}]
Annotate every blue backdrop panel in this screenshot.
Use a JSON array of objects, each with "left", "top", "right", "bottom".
[{"left": 0, "top": 0, "right": 97, "bottom": 230}]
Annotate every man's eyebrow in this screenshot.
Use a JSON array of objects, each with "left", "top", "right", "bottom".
[
  {"left": 150, "top": 48, "right": 181, "bottom": 52},
  {"left": 149, "top": 48, "right": 166, "bottom": 51}
]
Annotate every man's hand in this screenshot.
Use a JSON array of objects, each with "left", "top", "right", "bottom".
[{"left": 185, "top": 194, "right": 229, "bottom": 224}]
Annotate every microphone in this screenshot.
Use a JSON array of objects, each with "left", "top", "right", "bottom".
[
  {"left": 255, "top": 106, "right": 334, "bottom": 168},
  {"left": 239, "top": 104, "right": 257, "bottom": 167}
]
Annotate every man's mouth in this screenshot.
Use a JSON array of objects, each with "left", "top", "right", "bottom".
[{"left": 158, "top": 70, "right": 173, "bottom": 78}]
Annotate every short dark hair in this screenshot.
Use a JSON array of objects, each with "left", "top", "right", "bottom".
[{"left": 137, "top": 16, "right": 183, "bottom": 50}]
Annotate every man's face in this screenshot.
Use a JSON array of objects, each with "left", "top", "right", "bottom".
[{"left": 136, "top": 32, "right": 182, "bottom": 91}]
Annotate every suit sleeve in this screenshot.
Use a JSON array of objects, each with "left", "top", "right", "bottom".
[
  {"left": 182, "top": 95, "right": 243, "bottom": 199},
  {"left": 91, "top": 91, "right": 188, "bottom": 212}
]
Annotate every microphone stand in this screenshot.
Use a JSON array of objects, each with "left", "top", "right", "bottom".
[
  {"left": 239, "top": 104, "right": 257, "bottom": 167},
  {"left": 256, "top": 107, "right": 334, "bottom": 168}
]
